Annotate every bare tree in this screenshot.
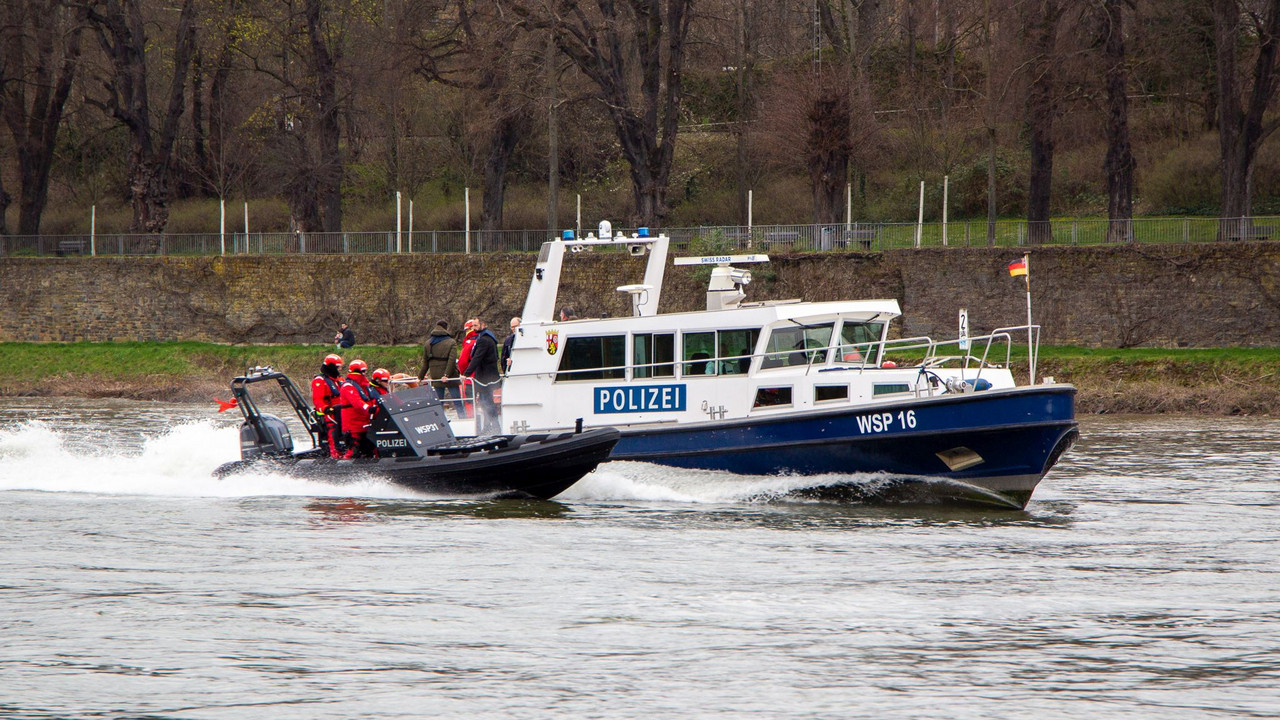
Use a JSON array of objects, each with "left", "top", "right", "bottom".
[
  {"left": 1099, "top": 0, "right": 1135, "bottom": 243},
  {"left": 1025, "top": 0, "right": 1064, "bottom": 244},
  {"left": 816, "top": 0, "right": 882, "bottom": 223},
  {"left": 408, "top": 0, "right": 538, "bottom": 238},
  {"left": 80, "top": 0, "right": 196, "bottom": 235},
  {"left": 0, "top": 0, "right": 82, "bottom": 235},
  {"left": 518, "top": 0, "right": 693, "bottom": 227},
  {"left": 1213, "top": 0, "right": 1280, "bottom": 239},
  {"left": 239, "top": 0, "right": 360, "bottom": 235}
]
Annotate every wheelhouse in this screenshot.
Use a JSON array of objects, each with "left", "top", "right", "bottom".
[{"left": 550, "top": 310, "right": 896, "bottom": 383}]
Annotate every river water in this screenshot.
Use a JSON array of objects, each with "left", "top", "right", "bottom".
[{"left": 1, "top": 399, "right": 1277, "bottom": 719}]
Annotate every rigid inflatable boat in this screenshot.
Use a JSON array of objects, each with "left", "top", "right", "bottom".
[{"left": 214, "top": 367, "right": 618, "bottom": 500}]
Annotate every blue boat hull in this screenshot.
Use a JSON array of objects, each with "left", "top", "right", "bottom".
[{"left": 609, "top": 385, "right": 1078, "bottom": 508}]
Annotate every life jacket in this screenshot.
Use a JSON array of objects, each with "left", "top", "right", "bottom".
[
  {"left": 311, "top": 374, "right": 343, "bottom": 413},
  {"left": 339, "top": 375, "right": 378, "bottom": 433},
  {"left": 457, "top": 331, "right": 478, "bottom": 375}
]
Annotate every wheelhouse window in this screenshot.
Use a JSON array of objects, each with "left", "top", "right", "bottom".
[
  {"left": 838, "top": 321, "right": 884, "bottom": 364},
  {"left": 682, "top": 329, "right": 760, "bottom": 376},
  {"left": 761, "top": 323, "right": 834, "bottom": 369},
  {"left": 633, "top": 333, "right": 675, "bottom": 378},
  {"left": 753, "top": 386, "right": 793, "bottom": 408},
  {"left": 815, "top": 385, "right": 849, "bottom": 402},
  {"left": 557, "top": 335, "right": 626, "bottom": 381},
  {"left": 683, "top": 331, "right": 716, "bottom": 375},
  {"left": 717, "top": 328, "right": 759, "bottom": 375}
]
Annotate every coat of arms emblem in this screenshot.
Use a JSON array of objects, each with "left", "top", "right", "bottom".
[{"left": 545, "top": 329, "right": 559, "bottom": 355}]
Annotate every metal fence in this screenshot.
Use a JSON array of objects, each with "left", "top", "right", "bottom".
[{"left": 1, "top": 216, "right": 1276, "bottom": 257}]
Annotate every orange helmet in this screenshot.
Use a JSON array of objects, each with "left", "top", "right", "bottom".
[
  {"left": 371, "top": 368, "right": 390, "bottom": 384},
  {"left": 323, "top": 353, "right": 344, "bottom": 367},
  {"left": 348, "top": 359, "right": 368, "bottom": 374}
]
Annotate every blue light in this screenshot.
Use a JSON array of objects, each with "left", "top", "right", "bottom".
[
  {"left": 637, "top": 227, "right": 650, "bottom": 237},
  {"left": 562, "top": 229, "right": 575, "bottom": 240}
]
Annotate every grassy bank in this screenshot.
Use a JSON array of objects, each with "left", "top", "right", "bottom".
[{"left": 0, "top": 342, "right": 1276, "bottom": 415}]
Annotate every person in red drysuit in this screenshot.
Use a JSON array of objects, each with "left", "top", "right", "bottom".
[
  {"left": 310, "top": 354, "right": 346, "bottom": 458},
  {"left": 339, "top": 359, "right": 378, "bottom": 458},
  {"left": 370, "top": 368, "right": 391, "bottom": 397}
]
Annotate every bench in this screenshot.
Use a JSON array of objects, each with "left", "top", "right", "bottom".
[
  {"left": 55, "top": 239, "right": 88, "bottom": 256},
  {"left": 1227, "top": 225, "right": 1272, "bottom": 241}
]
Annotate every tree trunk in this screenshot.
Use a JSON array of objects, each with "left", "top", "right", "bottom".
[
  {"left": 987, "top": 126, "right": 997, "bottom": 245},
  {"left": 1102, "top": 0, "right": 1135, "bottom": 244},
  {"left": 1214, "top": 0, "right": 1280, "bottom": 240},
  {"left": 540, "top": 0, "right": 692, "bottom": 227},
  {"left": 285, "top": 134, "right": 322, "bottom": 237},
  {"left": 1025, "top": 0, "right": 1061, "bottom": 245},
  {"left": 84, "top": 0, "right": 196, "bottom": 236},
  {"left": 127, "top": 152, "right": 169, "bottom": 234},
  {"left": 0, "top": 179, "right": 9, "bottom": 236},
  {"left": 0, "top": 0, "right": 81, "bottom": 235},
  {"left": 481, "top": 111, "right": 531, "bottom": 242},
  {"left": 305, "top": 0, "right": 343, "bottom": 234},
  {"left": 807, "top": 86, "right": 852, "bottom": 224},
  {"left": 189, "top": 47, "right": 211, "bottom": 196},
  {"left": 735, "top": 0, "right": 749, "bottom": 226}
]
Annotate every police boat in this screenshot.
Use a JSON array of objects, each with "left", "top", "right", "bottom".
[
  {"left": 493, "top": 223, "right": 1079, "bottom": 509},
  {"left": 214, "top": 367, "right": 619, "bottom": 500}
]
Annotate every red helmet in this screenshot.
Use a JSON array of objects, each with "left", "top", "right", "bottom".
[
  {"left": 371, "top": 368, "right": 391, "bottom": 384},
  {"left": 323, "top": 354, "right": 344, "bottom": 367},
  {"left": 348, "top": 359, "right": 368, "bottom": 373}
]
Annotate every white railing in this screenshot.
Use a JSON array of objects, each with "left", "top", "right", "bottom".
[{"left": 519, "top": 325, "right": 1038, "bottom": 387}]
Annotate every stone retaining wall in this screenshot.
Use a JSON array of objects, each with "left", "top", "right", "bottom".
[{"left": 2, "top": 242, "right": 1277, "bottom": 347}]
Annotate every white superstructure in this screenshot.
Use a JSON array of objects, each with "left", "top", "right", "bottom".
[{"left": 494, "top": 228, "right": 1030, "bottom": 436}]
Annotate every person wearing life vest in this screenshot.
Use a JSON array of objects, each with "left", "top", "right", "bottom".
[
  {"left": 370, "top": 368, "right": 392, "bottom": 397},
  {"left": 310, "top": 354, "right": 346, "bottom": 458},
  {"left": 339, "top": 359, "right": 378, "bottom": 458}
]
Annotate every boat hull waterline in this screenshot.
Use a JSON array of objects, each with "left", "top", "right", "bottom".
[
  {"left": 217, "top": 428, "right": 621, "bottom": 500},
  {"left": 607, "top": 385, "right": 1078, "bottom": 508}
]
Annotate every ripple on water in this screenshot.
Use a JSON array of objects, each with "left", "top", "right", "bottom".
[{"left": 0, "top": 404, "right": 1278, "bottom": 718}]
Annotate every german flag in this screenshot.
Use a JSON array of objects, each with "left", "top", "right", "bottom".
[{"left": 1008, "top": 257, "right": 1028, "bottom": 277}]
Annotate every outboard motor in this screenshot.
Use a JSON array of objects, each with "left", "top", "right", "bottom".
[{"left": 240, "top": 414, "right": 294, "bottom": 460}]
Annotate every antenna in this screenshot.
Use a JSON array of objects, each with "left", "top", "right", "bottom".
[
  {"left": 673, "top": 254, "right": 769, "bottom": 266},
  {"left": 675, "top": 254, "right": 770, "bottom": 311}
]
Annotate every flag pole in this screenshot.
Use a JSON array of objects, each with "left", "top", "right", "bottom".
[{"left": 1024, "top": 253, "right": 1034, "bottom": 385}]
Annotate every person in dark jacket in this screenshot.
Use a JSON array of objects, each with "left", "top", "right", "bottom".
[
  {"left": 334, "top": 322, "right": 355, "bottom": 349},
  {"left": 455, "top": 319, "right": 479, "bottom": 419},
  {"left": 464, "top": 318, "right": 502, "bottom": 435},
  {"left": 500, "top": 316, "right": 520, "bottom": 375},
  {"left": 418, "top": 320, "right": 460, "bottom": 411}
]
